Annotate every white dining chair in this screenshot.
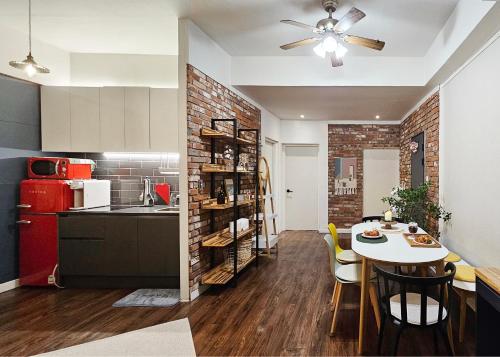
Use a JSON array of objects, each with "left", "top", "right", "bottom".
[{"left": 324, "top": 234, "right": 380, "bottom": 335}]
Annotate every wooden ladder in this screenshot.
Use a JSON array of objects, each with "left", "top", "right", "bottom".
[{"left": 256, "top": 156, "right": 278, "bottom": 256}]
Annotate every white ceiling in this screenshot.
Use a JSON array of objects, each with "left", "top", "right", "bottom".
[
  {"left": 189, "top": 0, "right": 459, "bottom": 57},
  {"left": 0, "top": 0, "right": 183, "bottom": 55},
  {"left": 236, "top": 86, "right": 429, "bottom": 121}
]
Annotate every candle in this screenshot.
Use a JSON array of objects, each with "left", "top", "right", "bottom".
[{"left": 384, "top": 210, "right": 392, "bottom": 222}]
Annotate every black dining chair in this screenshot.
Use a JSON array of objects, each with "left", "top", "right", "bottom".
[
  {"left": 361, "top": 216, "right": 405, "bottom": 223},
  {"left": 373, "top": 263, "right": 456, "bottom": 356}
]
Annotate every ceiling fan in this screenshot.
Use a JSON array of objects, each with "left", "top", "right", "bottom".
[{"left": 279, "top": 0, "right": 385, "bottom": 67}]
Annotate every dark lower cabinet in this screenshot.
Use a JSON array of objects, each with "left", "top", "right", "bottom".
[
  {"left": 58, "top": 214, "right": 179, "bottom": 288},
  {"left": 138, "top": 216, "right": 179, "bottom": 276},
  {"left": 104, "top": 216, "right": 139, "bottom": 276},
  {"left": 476, "top": 278, "right": 500, "bottom": 356}
]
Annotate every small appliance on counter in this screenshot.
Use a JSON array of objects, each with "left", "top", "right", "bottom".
[
  {"left": 27, "top": 157, "right": 95, "bottom": 179},
  {"left": 17, "top": 157, "right": 110, "bottom": 287}
]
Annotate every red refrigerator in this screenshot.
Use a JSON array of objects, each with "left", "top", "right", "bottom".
[{"left": 17, "top": 179, "right": 74, "bottom": 286}]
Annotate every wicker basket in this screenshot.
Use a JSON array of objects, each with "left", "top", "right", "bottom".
[{"left": 224, "top": 238, "right": 253, "bottom": 268}]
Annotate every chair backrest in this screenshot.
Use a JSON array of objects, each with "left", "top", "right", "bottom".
[
  {"left": 328, "top": 223, "right": 343, "bottom": 255},
  {"left": 362, "top": 216, "right": 405, "bottom": 223},
  {"left": 362, "top": 215, "right": 383, "bottom": 222},
  {"left": 323, "top": 234, "right": 340, "bottom": 277},
  {"left": 373, "top": 263, "right": 456, "bottom": 327}
]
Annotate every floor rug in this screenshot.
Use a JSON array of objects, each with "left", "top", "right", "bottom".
[
  {"left": 35, "top": 318, "right": 196, "bottom": 356},
  {"left": 112, "top": 289, "right": 180, "bottom": 307}
]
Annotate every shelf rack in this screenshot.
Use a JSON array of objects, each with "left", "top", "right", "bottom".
[{"left": 200, "top": 119, "right": 260, "bottom": 286}]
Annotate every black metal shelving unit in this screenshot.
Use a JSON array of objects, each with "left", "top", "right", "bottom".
[{"left": 200, "top": 118, "right": 260, "bottom": 286}]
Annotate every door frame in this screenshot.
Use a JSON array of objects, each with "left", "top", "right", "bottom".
[{"left": 281, "top": 143, "right": 320, "bottom": 231}]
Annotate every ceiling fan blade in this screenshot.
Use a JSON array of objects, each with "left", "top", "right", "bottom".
[
  {"left": 333, "top": 7, "right": 366, "bottom": 33},
  {"left": 331, "top": 54, "right": 343, "bottom": 67},
  {"left": 280, "top": 20, "right": 319, "bottom": 33},
  {"left": 280, "top": 37, "right": 320, "bottom": 50},
  {"left": 343, "top": 35, "right": 385, "bottom": 51}
]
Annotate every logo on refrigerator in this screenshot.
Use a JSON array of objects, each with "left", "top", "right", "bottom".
[{"left": 28, "top": 190, "right": 47, "bottom": 194}]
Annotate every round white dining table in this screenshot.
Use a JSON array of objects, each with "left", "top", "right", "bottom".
[{"left": 351, "top": 222, "right": 450, "bottom": 354}]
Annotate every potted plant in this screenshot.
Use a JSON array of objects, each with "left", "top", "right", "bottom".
[{"left": 382, "top": 182, "right": 451, "bottom": 237}]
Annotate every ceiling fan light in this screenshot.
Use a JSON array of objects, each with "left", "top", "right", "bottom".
[
  {"left": 313, "top": 42, "right": 326, "bottom": 58},
  {"left": 335, "top": 43, "right": 348, "bottom": 58},
  {"left": 323, "top": 36, "right": 337, "bottom": 53}
]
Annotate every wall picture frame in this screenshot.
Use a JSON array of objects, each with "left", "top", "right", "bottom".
[{"left": 224, "top": 178, "right": 235, "bottom": 202}]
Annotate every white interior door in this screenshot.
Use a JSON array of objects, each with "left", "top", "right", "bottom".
[
  {"left": 284, "top": 145, "right": 318, "bottom": 230},
  {"left": 363, "top": 149, "right": 400, "bottom": 216}
]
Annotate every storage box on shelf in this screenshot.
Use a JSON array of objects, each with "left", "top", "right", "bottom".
[{"left": 199, "top": 118, "right": 260, "bottom": 286}]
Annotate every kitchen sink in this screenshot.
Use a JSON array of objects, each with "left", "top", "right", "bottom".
[{"left": 154, "top": 207, "right": 180, "bottom": 212}]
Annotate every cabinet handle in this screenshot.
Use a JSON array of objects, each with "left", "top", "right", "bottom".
[
  {"left": 17, "top": 204, "right": 32, "bottom": 208},
  {"left": 16, "top": 220, "right": 32, "bottom": 224}
]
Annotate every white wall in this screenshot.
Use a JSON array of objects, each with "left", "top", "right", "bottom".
[
  {"left": 363, "top": 149, "right": 400, "bottom": 217},
  {"left": 280, "top": 120, "right": 329, "bottom": 232},
  {"left": 0, "top": 24, "right": 70, "bottom": 85},
  {"left": 440, "top": 33, "right": 500, "bottom": 267},
  {"left": 70, "top": 53, "right": 178, "bottom": 87}
]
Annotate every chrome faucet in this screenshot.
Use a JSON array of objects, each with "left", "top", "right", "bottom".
[{"left": 140, "top": 177, "right": 155, "bottom": 206}]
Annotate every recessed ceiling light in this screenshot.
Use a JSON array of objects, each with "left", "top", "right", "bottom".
[
  {"left": 300, "top": 114, "right": 305, "bottom": 119},
  {"left": 375, "top": 115, "right": 380, "bottom": 119}
]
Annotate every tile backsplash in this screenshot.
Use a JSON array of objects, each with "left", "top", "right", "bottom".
[{"left": 77, "top": 153, "right": 179, "bottom": 206}]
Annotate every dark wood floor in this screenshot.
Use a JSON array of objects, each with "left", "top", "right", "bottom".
[{"left": 0, "top": 231, "right": 475, "bottom": 356}]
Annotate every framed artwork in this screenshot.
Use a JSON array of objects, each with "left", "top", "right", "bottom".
[
  {"left": 224, "top": 178, "right": 235, "bottom": 201},
  {"left": 334, "top": 157, "right": 357, "bottom": 195}
]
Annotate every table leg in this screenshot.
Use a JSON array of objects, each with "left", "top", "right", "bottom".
[
  {"left": 459, "top": 290, "right": 467, "bottom": 343},
  {"left": 358, "top": 257, "right": 370, "bottom": 354}
]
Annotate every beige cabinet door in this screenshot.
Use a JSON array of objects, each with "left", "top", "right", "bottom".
[
  {"left": 100, "top": 87, "right": 125, "bottom": 152},
  {"left": 150, "top": 88, "right": 178, "bottom": 152},
  {"left": 124, "top": 87, "right": 150, "bottom": 151},
  {"left": 41, "top": 86, "right": 71, "bottom": 152},
  {"left": 70, "top": 87, "right": 100, "bottom": 152}
]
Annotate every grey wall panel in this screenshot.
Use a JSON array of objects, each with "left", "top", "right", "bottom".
[
  {"left": 0, "top": 74, "right": 42, "bottom": 284},
  {"left": 0, "top": 75, "right": 40, "bottom": 150}
]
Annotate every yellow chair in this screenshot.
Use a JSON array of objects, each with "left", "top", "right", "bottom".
[{"left": 328, "top": 223, "right": 360, "bottom": 264}]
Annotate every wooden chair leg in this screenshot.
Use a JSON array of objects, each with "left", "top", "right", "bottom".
[
  {"left": 330, "top": 282, "right": 344, "bottom": 336},
  {"left": 369, "top": 283, "right": 381, "bottom": 331},
  {"left": 330, "top": 280, "right": 338, "bottom": 310},
  {"left": 459, "top": 291, "right": 467, "bottom": 343}
]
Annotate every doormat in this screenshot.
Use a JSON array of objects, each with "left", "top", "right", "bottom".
[{"left": 113, "top": 289, "right": 180, "bottom": 307}]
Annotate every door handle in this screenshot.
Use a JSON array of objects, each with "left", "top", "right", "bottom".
[
  {"left": 16, "top": 220, "right": 31, "bottom": 224},
  {"left": 17, "top": 204, "right": 32, "bottom": 208},
  {"left": 286, "top": 189, "right": 294, "bottom": 193}
]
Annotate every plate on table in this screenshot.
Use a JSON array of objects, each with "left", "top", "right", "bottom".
[{"left": 362, "top": 231, "right": 383, "bottom": 239}]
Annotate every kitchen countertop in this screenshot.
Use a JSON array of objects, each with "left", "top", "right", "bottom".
[{"left": 58, "top": 205, "right": 179, "bottom": 216}]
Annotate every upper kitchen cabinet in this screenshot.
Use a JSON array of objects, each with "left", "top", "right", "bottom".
[
  {"left": 41, "top": 86, "right": 178, "bottom": 153},
  {"left": 41, "top": 86, "right": 71, "bottom": 152},
  {"left": 150, "top": 88, "right": 178, "bottom": 152},
  {"left": 100, "top": 87, "right": 125, "bottom": 152},
  {"left": 124, "top": 87, "right": 150, "bottom": 151},
  {"left": 70, "top": 87, "right": 100, "bottom": 152}
]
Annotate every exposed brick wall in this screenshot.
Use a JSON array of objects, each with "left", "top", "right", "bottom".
[
  {"left": 186, "top": 64, "right": 260, "bottom": 296},
  {"left": 328, "top": 124, "right": 400, "bottom": 228},
  {"left": 400, "top": 92, "right": 440, "bottom": 233},
  {"left": 400, "top": 92, "right": 439, "bottom": 202}
]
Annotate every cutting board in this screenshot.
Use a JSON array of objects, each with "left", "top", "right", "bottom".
[{"left": 403, "top": 233, "right": 441, "bottom": 248}]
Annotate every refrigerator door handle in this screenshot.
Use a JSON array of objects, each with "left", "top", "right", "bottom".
[
  {"left": 16, "top": 204, "right": 32, "bottom": 208},
  {"left": 16, "top": 220, "right": 32, "bottom": 224}
]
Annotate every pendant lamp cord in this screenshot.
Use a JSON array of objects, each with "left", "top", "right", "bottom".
[{"left": 28, "top": 0, "right": 32, "bottom": 55}]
